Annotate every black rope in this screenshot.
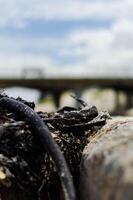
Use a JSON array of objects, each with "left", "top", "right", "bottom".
[{"left": 0, "top": 97, "right": 76, "bottom": 200}]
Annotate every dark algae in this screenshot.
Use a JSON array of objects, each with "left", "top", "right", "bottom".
[{"left": 0, "top": 93, "right": 109, "bottom": 200}]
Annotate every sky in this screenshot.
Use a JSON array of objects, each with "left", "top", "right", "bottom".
[{"left": 0, "top": 0, "right": 133, "bottom": 77}]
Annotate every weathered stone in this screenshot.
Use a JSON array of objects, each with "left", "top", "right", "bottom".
[{"left": 80, "top": 117, "right": 133, "bottom": 200}]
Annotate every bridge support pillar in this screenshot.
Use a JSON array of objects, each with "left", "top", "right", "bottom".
[
  {"left": 74, "top": 89, "right": 83, "bottom": 108},
  {"left": 125, "top": 91, "right": 133, "bottom": 110},
  {"left": 114, "top": 90, "right": 122, "bottom": 114},
  {"left": 114, "top": 90, "right": 133, "bottom": 115},
  {"left": 52, "top": 91, "right": 62, "bottom": 109},
  {"left": 113, "top": 89, "right": 127, "bottom": 115}
]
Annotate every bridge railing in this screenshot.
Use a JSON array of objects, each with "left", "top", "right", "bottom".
[{"left": 22, "top": 68, "right": 45, "bottom": 79}]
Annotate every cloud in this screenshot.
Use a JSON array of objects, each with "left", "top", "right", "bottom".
[
  {"left": 0, "top": 0, "right": 133, "bottom": 77},
  {"left": 0, "top": 35, "right": 62, "bottom": 53},
  {"left": 0, "top": 0, "right": 131, "bottom": 27},
  {"left": 1, "top": 18, "right": 133, "bottom": 77},
  {"left": 0, "top": 52, "right": 54, "bottom": 77},
  {"left": 57, "top": 18, "right": 133, "bottom": 76}
]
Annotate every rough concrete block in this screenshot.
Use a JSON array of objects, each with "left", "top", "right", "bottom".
[{"left": 80, "top": 118, "right": 133, "bottom": 200}]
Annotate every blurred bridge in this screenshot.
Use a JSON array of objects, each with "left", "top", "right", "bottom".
[
  {"left": 0, "top": 77, "right": 133, "bottom": 90},
  {"left": 0, "top": 77, "right": 133, "bottom": 113}
]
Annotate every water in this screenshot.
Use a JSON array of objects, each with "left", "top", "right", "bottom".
[{"left": 5, "top": 87, "right": 40, "bottom": 102}]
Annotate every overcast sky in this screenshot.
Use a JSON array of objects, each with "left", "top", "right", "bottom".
[{"left": 0, "top": 0, "right": 133, "bottom": 77}]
